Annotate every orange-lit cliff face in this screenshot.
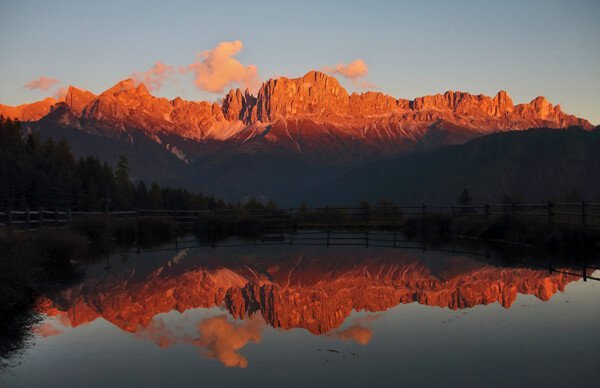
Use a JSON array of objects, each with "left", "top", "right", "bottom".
[
  {"left": 1, "top": 71, "right": 592, "bottom": 146},
  {"left": 37, "top": 250, "right": 582, "bottom": 336},
  {"left": 0, "top": 97, "right": 58, "bottom": 121}
]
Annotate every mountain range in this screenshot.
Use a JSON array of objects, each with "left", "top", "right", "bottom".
[{"left": 1, "top": 71, "right": 595, "bottom": 204}]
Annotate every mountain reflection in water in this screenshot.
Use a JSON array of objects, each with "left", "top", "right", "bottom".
[{"left": 32, "top": 242, "right": 593, "bottom": 368}]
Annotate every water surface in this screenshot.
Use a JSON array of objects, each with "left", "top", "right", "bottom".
[{"left": 2, "top": 235, "right": 599, "bottom": 387}]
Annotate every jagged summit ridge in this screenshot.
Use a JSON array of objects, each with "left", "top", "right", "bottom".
[{"left": 0, "top": 70, "right": 592, "bottom": 144}]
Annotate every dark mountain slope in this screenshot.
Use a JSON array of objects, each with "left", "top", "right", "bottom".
[{"left": 311, "top": 128, "right": 600, "bottom": 205}]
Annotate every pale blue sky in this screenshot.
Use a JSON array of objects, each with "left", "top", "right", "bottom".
[{"left": 1, "top": 0, "right": 599, "bottom": 123}]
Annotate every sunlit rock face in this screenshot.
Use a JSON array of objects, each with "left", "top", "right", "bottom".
[
  {"left": 64, "top": 86, "right": 97, "bottom": 116},
  {"left": 37, "top": 249, "right": 582, "bottom": 336},
  {"left": 1, "top": 71, "right": 592, "bottom": 149},
  {"left": 0, "top": 97, "right": 57, "bottom": 121}
]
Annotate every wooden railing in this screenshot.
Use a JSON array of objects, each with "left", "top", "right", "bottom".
[{"left": 1, "top": 202, "right": 600, "bottom": 231}]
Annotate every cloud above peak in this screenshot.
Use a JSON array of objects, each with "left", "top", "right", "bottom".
[
  {"left": 324, "top": 59, "right": 368, "bottom": 79},
  {"left": 131, "top": 62, "right": 174, "bottom": 91},
  {"left": 323, "top": 59, "right": 375, "bottom": 89},
  {"left": 24, "top": 76, "right": 60, "bottom": 91},
  {"left": 53, "top": 86, "right": 68, "bottom": 100},
  {"left": 186, "top": 40, "right": 260, "bottom": 94}
]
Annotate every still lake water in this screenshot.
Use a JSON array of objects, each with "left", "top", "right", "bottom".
[{"left": 2, "top": 234, "right": 599, "bottom": 388}]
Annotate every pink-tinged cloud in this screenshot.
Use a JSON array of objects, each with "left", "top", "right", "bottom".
[
  {"left": 54, "top": 86, "right": 68, "bottom": 100},
  {"left": 131, "top": 62, "right": 174, "bottom": 91},
  {"left": 24, "top": 76, "right": 60, "bottom": 91},
  {"left": 186, "top": 40, "right": 260, "bottom": 93},
  {"left": 358, "top": 81, "right": 377, "bottom": 90},
  {"left": 195, "top": 315, "right": 263, "bottom": 368},
  {"left": 324, "top": 59, "right": 368, "bottom": 79},
  {"left": 323, "top": 59, "right": 375, "bottom": 89}
]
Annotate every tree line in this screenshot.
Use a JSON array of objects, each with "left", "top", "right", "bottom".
[{"left": 0, "top": 116, "right": 276, "bottom": 211}]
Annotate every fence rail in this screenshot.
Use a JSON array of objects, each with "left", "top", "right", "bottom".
[{"left": 1, "top": 202, "right": 600, "bottom": 231}]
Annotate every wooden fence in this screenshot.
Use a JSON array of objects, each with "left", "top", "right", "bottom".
[{"left": 1, "top": 202, "right": 600, "bottom": 231}]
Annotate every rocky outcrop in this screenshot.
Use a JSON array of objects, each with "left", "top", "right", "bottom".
[{"left": 222, "top": 88, "right": 256, "bottom": 122}]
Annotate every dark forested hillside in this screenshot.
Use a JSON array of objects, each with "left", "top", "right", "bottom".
[
  {"left": 311, "top": 127, "right": 600, "bottom": 205},
  {"left": 0, "top": 117, "right": 273, "bottom": 211},
  {"left": 28, "top": 120, "right": 355, "bottom": 204},
  {"left": 5, "top": 115, "right": 598, "bottom": 209}
]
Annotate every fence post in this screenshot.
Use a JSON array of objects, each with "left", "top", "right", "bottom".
[
  {"left": 393, "top": 229, "right": 397, "bottom": 248},
  {"left": 422, "top": 204, "right": 426, "bottom": 215},
  {"left": 26, "top": 209, "right": 31, "bottom": 231},
  {"left": 326, "top": 230, "right": 330, "bottom": 247},
  {"left": 55, "top": 210, "right": 59, "bottom": 227},
  {"left": 7, "top": 209, "right": 12, "bottom": 231},
  {"left": 485, "top": 204, "right": 490, "bottom": 218},
  {"left": 39, "top": 207, "right": 43, "bottom": 228},
  {"left": 451, "top": 206, "right": 455, "bottom": 218},
  {"left": 581, "top": 201, "right": 586, "bottom": 226},
  {"left": 67, "top": 208, "right": 71, "bottom": 223},
  {"left": 365, "top": 230, "right": 369, "bottom": 248},
  {"left": 547, "top": 201, "right": 554, "bottom": 223},
  {"left": 512, "top": 203, "right": 516, "bottom": 216}
]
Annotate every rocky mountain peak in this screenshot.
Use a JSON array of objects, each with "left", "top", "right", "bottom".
[
  {"left": 105, "top": 78, "right": 137, "bottom": 94},
  {"left": 530, "top": 96, "right": 554, "bottom": 116},
  {"left": 493, "top": 90, "right": 514, "bottom": 114},
  {"left": 250, "top": 70, "right": 351, "bottom": 123},
  {"left": 64, "top": 86, "right": 97, "bottom": 115}
]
